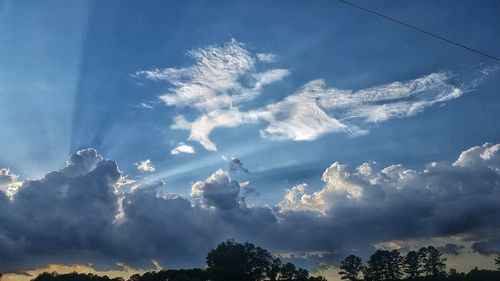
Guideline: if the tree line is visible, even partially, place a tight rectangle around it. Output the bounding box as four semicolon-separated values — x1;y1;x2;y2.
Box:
339;247;500;281
17;241;500;281
29;240;326;281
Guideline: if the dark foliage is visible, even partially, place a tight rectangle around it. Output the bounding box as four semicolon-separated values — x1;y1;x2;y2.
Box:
27;240;326;281
22;242;500;281
205;239;326;281
363;250;404;281
31;272;124;281
495;254;500;270
339;255;363;281
339;248;500;281
127;269;207;281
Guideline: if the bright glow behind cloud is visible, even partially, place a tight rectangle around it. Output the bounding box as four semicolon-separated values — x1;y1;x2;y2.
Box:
135;159;155;172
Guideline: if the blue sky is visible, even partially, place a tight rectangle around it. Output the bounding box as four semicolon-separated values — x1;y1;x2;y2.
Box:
1;0;500;278
1;0;499;204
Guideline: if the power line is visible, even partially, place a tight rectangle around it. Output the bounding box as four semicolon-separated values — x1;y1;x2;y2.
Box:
335;0;500;62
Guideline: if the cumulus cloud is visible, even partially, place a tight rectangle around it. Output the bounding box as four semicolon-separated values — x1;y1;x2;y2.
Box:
1;143;499;272
136;40;496;151
135;159;155;172
274;142;500;257
0;148;120;271
170;143;196;155
454;142;500;169
191;169;241;209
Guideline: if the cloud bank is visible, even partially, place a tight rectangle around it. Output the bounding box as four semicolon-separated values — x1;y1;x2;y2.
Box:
136;40;496;151
0;143;499;272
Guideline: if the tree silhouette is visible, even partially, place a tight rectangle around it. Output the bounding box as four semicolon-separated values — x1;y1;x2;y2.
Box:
363;250;403;281
495;254;500;270
126;269;207;281
447;268;466;281
206;240;326;281
420;246;446;278
338;247;500;281
32;272;124;281
279;262;308;281
267;258;282;281
206;239;273;281
24;241;500;281
339;255;363;281
404;251;423;279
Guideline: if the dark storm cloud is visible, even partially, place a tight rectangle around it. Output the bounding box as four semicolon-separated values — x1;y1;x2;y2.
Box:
472;238;500;255
0;143;499;272
0;149;120;271
228;158;249;176
438;244;464;256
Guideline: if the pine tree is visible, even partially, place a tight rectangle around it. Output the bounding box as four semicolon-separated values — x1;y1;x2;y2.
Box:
420;246;446;277
404;250;423;279
339;255;364;281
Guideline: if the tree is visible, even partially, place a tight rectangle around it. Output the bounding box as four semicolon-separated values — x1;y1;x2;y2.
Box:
32;272;124;281
420;246;446;278
339;255;363;281
278;262;310;281
448;268;466;281
364;250;403;281
267;258;283;281
206;239;273;281
387;250;404;281
404;250;422;279
206;240;325;281
495;254;500;270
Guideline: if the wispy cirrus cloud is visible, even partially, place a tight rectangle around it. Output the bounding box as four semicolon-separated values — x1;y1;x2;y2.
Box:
136;39;289;151
136;40;497;151
256;53;277;63
136;39;289;113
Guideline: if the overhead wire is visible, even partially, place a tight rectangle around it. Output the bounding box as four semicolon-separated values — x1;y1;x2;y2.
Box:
335;0;500;62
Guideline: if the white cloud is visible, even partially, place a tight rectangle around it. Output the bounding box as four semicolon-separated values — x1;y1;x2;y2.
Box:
138;102;153;109
135;159;155;172
136;39;264;112
191;169;241;209
170;143;195;155
137;40;290;151
278;142;500;216
137;40;496;151
257;53;277;62
454;142;500;169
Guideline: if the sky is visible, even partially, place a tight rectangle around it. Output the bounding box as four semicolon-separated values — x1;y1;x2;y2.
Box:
0;0;500;280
